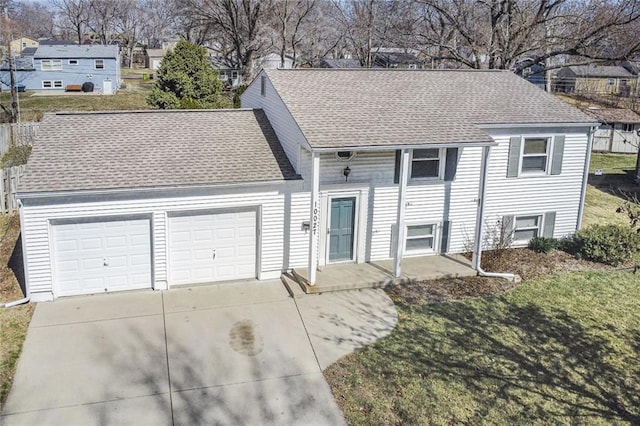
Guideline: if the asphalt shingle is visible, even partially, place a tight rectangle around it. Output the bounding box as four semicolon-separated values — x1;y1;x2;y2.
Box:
34;44;119;59
264;69;596;149
19;109;299;193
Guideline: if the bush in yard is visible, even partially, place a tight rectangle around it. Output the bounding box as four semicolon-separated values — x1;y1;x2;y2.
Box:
146;40;223;110
233;85;247;108
1;144;32;167
528;237;559;254
562;224;640;266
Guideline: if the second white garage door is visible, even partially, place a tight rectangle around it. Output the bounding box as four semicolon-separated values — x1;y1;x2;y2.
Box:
168;210;257;285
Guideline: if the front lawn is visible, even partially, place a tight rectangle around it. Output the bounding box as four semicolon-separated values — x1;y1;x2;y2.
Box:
325;270;640;425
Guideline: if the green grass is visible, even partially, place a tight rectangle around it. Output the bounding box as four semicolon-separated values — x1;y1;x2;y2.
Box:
583;153;638;229
1;89;235;122
589;153;637;175
326;270;640;425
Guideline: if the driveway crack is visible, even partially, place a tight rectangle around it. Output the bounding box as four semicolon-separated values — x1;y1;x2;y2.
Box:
161;291;175;425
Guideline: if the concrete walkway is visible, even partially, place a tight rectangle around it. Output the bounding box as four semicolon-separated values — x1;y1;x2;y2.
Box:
1;280;397;425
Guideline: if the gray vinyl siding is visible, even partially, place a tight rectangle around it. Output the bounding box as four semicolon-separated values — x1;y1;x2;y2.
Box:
21;188;289;300
241;70;309;171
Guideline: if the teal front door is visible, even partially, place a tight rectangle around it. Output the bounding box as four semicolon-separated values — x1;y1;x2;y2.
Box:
329;197;356;262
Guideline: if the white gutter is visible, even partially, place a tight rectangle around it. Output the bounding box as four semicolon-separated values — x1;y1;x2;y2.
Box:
17;178;303;200
472;146;516;281
576;126;596;230
311;141;498;153
4;200;30;308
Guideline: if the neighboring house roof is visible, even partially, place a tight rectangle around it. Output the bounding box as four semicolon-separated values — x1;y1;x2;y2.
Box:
0;57;35;71
21;47;37;56
34;44;119;59
146;48;166;58
320;58;362;68
584;107;640;124
372;51;421;66
20;110;299;193
563;65;634;78
263;69;595;149
39;39;78;46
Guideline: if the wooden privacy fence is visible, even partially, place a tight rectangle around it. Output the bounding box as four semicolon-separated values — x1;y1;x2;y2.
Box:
0;165;26;214
0;123;39;157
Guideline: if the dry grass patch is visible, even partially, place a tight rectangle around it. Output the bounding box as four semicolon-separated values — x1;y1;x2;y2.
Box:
0;214;34;410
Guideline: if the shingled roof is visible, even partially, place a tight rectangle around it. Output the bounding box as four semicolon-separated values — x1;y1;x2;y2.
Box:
19;109;299;194
583;107;640;124
263;69;596;149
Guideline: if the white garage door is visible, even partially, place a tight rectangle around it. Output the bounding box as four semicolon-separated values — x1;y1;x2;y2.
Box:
169;210;257;285
53;218;152;297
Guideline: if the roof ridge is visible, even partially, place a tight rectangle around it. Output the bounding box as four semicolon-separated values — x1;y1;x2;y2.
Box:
49;108;257;116
268;68;508;73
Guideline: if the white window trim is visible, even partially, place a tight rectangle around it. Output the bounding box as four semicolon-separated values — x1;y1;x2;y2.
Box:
41;59;62;71
513;214;542;244
42;80;63;89
404;222;438;255
519;135;553;176
94;59;105;70
409;148;445;181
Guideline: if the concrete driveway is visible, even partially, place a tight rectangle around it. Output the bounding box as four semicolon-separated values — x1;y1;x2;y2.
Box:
1;280;397;425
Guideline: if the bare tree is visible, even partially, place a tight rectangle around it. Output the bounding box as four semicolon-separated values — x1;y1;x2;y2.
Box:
115;0;145;67
52;0;91;44
87;0;119;44
179;0;271;82
271;0;316;67
408;0;640;71
332;0;398;67
10;2;57;39
140;0;174;48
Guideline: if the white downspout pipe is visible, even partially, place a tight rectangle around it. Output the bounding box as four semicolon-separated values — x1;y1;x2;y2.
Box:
473;145;516;281
4;199;31;308
576;126;596;231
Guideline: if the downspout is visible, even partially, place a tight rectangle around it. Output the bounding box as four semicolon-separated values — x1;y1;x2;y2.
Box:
472;145;516;281
4;199;30;308
576;126;596;230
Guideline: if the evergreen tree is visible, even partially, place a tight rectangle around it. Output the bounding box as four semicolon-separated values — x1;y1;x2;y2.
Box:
146;40;223;109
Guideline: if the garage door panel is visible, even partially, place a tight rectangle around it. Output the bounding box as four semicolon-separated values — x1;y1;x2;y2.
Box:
53;218;152;297
169;210;257;285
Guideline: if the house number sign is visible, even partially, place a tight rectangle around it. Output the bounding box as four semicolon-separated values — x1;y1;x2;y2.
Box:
312;201;319;235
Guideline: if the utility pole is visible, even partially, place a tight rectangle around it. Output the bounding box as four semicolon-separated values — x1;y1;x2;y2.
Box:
3;5;18;126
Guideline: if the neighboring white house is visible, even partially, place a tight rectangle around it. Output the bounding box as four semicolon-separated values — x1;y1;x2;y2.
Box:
145;49;167;71
584;107;640;154
254;53;294;71
17;69;597;301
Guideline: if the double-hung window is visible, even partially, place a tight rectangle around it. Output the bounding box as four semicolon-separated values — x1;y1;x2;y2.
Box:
405;224;436;253
42;80;63;89
41;59;62;71
521;137;550;173
513;215;541;242
410;148;442;179
95;59;105;69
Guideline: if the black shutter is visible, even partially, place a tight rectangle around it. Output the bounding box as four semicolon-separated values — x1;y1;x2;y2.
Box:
440;221;451;253
394;150;401;184
444;148;459;181
507;137;521;177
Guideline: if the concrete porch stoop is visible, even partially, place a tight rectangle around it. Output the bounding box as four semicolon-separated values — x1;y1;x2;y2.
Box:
282;254;477;295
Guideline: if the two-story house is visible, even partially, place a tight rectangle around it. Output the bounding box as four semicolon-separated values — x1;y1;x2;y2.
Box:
16;69;596;301
0;44;120;94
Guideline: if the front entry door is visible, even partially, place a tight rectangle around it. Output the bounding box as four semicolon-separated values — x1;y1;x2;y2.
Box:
329;197;356;262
